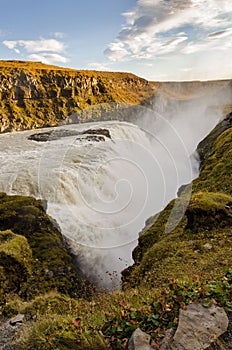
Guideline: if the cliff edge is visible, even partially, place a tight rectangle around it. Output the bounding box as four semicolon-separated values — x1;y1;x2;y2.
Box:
0;60;157;132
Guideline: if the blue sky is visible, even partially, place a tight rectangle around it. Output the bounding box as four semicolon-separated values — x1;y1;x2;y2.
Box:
1;0;232;81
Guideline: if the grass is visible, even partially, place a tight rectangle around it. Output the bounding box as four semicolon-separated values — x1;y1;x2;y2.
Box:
6;269;231;349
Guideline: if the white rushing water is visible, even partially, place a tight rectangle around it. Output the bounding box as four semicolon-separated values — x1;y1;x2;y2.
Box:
0;85;230;289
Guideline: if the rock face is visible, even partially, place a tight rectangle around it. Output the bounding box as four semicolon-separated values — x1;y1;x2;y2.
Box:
208;312;232;350
0;60;157;133
1;61;231;134
160;329;175;350
28;127;111;142
171;303;229;350
128;328;152;350
0;317;24;350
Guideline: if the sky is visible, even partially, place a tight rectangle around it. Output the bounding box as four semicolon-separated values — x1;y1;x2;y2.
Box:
0;0;232;81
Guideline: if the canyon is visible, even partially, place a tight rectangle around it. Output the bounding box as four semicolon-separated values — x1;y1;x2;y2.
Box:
0;61;231;349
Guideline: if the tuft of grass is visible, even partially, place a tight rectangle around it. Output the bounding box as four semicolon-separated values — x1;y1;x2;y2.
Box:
0;230;32;303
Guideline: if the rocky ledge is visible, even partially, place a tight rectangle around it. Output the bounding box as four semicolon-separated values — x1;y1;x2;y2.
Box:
27;127;111;142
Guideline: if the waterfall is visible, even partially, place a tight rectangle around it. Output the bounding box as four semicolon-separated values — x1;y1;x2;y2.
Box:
0;82;230;289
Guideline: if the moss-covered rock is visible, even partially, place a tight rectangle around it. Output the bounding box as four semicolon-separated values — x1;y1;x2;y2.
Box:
0;193;92;304
186;191;232;232
197;111;232;168
0;230;32;304
2;291;78;319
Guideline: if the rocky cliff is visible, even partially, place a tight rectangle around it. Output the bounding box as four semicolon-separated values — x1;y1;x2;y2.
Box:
1;60;231;134
0;60;157;132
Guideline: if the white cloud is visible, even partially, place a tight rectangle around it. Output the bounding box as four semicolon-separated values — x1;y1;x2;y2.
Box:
105;0;232;62
53;32;65;39
104;42;129;61
207;27;232;39
3;37;68;65
28;53;68;64
182;26;232;54
3;38;65;53
3;40;17;50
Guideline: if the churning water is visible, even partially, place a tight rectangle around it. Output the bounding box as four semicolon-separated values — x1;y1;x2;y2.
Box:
0;85;230;288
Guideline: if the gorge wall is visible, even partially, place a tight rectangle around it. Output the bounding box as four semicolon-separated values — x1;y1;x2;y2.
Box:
0;60;157;132
1;60;231;134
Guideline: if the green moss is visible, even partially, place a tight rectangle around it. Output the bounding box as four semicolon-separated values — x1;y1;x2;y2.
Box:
189;191;232;211
0;230;32;303
0;230;32;268
0;193;93;303
185;191;232;232
194;127;232;194
2;291;79;320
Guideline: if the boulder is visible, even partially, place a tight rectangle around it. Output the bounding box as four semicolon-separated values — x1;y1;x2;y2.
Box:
171;303;229;350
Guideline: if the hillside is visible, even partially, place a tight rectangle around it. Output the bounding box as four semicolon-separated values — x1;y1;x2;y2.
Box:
0;60;157;132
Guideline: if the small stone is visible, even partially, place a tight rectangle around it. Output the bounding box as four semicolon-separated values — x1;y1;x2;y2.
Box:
128;328;152;350
44;269;54;277
9;314;25;326
203;243;212;250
